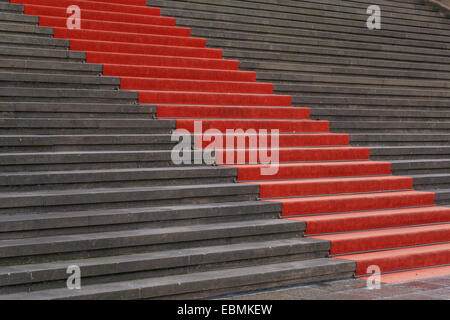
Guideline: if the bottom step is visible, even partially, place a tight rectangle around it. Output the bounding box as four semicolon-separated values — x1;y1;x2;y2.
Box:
337;243;450;276
0;258;355;300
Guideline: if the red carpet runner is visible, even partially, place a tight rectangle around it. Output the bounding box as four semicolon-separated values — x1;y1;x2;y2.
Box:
13;0;450;282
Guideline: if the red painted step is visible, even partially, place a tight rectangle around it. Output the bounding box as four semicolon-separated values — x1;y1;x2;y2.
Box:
81;0;146;6
140;91;292;106
189;133;348;148
177;119;328;132
85;52;237;70
246;176;413;198
121;78;273;94
70;40;222;59
295;206;450;235
158;105;309;119
22;5;175;26
53;28;206;48
12;0;160;15
337;243;450;276
39;16;191;37
103;65;252;81
228;161;391;181
367;265;450;284
270;191;436;217
313;224;450;255
212;147;370;164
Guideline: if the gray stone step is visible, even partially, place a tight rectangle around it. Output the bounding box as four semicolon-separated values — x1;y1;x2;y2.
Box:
0;45;85;62
0;12;37;26
311;108;450;122
0;166;238;191
0;134;180;153
412;173;450;189
0;72;120;89
434;188;450;204
0;201;282;239
330;121;450;133
0;87;139;104
0;34;69;49
0;59;102;75
0;183;260;214
350;134;450;146
0;2;23;14
0;258;355;300
0;22;52;37
0;118;175;134
370;146;450;160
277;84;450;99
0;219;302;264
391;159;450;175
0;237;329;294
0;103;156;119
0;149;187;172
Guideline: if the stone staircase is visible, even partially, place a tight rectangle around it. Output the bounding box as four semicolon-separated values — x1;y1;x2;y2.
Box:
0;0;449;300
153;0;450;205
0;0;356;299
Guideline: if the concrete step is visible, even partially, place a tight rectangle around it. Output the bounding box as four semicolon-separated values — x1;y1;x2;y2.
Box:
350;134;450;146
370;146;450;160
0;183;260;214
0;201;282;239
412;173;450;189
434;189;450;204
311;108;450;122
0;87;139;104
0;237;329;294
0;166;238;191
391;159;450;175
330;121;450;133
0;103;156;119
0;219;303;264
0;72;120;89
0;33;69;49
0;11;38;25
0;59;103;75
0;134;181;152
0;258;355;299
0;118;175;134
0;45;85;62
0;21;52;37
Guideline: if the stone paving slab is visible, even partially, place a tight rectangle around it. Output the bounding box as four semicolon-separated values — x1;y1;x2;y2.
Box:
222;275;450;300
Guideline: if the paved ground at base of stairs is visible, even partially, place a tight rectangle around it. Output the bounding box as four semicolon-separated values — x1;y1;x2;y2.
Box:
219;276;450;300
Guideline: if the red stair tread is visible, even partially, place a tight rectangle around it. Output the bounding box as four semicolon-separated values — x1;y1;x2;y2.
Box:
103;65;253;81
176;119;328;132
12;0;160;15
246;176;413;198
363;265;450;284
141;91;292;106
22;4;175;26
158;105;309;119
312;223;450;255
295;206;450;235
70;40;222;59
86;52;237;70
39;16;191;37
121;78;274;94
337;243;450;275
228;161;392;181
270;191;436;217
54;28;206;48
212;147;370;164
